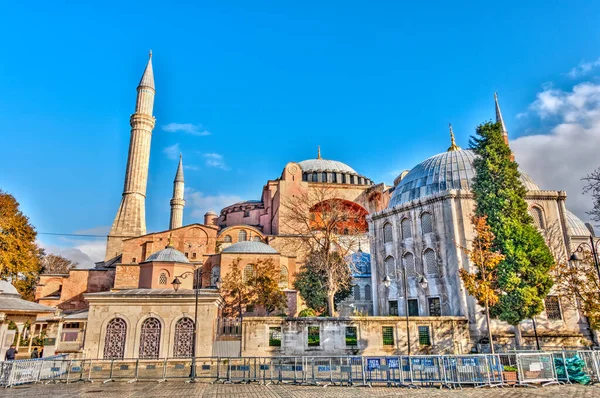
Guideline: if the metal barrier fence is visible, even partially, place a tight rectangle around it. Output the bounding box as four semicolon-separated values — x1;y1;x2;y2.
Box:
1;351;599;388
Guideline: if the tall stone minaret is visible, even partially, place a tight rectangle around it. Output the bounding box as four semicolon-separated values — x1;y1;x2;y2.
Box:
494;92;514;161
169;154;185;229
105;52;156;260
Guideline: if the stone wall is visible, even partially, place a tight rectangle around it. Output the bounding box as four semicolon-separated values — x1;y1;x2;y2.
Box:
241;316;470;357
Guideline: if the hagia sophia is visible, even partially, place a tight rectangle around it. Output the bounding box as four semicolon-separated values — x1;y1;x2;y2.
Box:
21;53;597;360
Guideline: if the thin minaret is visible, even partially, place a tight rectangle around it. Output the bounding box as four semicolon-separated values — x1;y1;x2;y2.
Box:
105;51;156;260
169;154;185;229
494;92;514;161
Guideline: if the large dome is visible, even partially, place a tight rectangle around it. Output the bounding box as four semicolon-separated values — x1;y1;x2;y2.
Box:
565;209;593;237
389;149;541;208
144;246;190;263
297;157;374;186
222;241;279;254
298;159;357;174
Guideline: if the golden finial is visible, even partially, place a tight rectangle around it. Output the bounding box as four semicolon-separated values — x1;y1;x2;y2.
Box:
447;123;461;152
317;146;322;159
166;232;173;248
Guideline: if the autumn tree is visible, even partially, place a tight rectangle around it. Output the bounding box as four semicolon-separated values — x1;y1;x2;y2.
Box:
281;186;366;316
221;257;287;317
0;190;44;300
41;254;78;274
459;215;505;353
470;122;555;346
583;167;600;226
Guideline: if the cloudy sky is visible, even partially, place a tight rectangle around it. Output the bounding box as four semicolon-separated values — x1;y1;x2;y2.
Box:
1;1;599;267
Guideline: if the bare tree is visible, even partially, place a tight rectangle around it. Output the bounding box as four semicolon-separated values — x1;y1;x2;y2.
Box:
583;168;600;226
281;185;367;316
41;254;77;275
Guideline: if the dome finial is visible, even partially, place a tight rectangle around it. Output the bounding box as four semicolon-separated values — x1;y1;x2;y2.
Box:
317;146;322;159
166;232;173;248
447;123;461;152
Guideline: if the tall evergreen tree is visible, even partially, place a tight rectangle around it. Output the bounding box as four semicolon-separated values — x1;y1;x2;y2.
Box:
470;122;554;346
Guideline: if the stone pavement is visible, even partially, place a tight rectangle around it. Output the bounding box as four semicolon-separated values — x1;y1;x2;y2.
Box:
1;382;599;397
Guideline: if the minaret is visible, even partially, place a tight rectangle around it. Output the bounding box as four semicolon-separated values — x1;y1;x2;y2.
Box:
494;92;514;160
169;154;185;230
105;51;156;260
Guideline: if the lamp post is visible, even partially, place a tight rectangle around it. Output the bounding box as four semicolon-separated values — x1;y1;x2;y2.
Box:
172;265;202;382
569;236;600;284
383;271;428;355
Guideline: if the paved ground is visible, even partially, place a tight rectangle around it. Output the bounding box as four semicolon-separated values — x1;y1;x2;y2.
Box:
1;382;599;397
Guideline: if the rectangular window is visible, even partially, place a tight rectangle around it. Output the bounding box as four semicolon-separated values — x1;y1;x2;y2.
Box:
307;326;320;347
545;296;562;320
389;300;399;316
345;326;358;346
408;299;419;316
269;327;282;347
428;297;441;316
132;257;137;263
418;326;431;346
382;326;394;346
192;252;197;259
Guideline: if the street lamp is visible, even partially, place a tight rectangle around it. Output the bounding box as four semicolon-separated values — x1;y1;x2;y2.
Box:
172;266;203;382
569;236;600;284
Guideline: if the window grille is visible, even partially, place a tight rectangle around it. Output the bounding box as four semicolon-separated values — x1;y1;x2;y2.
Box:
364;285;372;301
531;206;545;230
159;273;167;285
103;318;126;359
385;256;396;280
269;327;282;347
353;285;361;300
345;326;357;346
545;296;562;320
173;318;194;358
307;326;320;346
389;300;399;315
382;326;394;346
223;235;232;243
428;297;441;316
139;317;161;359
238;230;247;242
403;253;416;278
401;218;412;239
383;223;393;243
418;326;431;346
421;212;433;234
279;266;289;289
408;299;419;316
423;249;438;276
242;265;255;284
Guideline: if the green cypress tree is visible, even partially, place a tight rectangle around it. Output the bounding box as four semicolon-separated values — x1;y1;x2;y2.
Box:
470;122;554;346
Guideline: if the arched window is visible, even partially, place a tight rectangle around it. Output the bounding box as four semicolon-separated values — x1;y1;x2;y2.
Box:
384;256;396;280
173;317;194;358
383;223;393;243
253;236;262;242
531;206;545;230
159;272;167;285
279;266;289;289
103;318;127;359
243;265;255;284
238;230;247;242
403;252;416;278
353;285;361;301
364;285;372;301
223;235;232;243
421;212;433;234
139;317;161;359
401;218;412;239
423;248;438;276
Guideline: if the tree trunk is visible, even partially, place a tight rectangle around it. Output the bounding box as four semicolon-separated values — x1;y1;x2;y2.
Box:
513;323;522;348
327;293;336;317
485;300;495;354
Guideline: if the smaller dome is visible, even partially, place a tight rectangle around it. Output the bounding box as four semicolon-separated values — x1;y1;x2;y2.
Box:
565;210;592;237
144;246;190;263
205;210;217;216
222;241;279;254
0;280;20;297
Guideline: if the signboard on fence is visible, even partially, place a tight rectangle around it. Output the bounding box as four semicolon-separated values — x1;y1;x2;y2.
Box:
367;359;380;371
386;358;399;369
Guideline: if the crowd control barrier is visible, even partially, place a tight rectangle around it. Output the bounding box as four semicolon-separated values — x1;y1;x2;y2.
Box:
1;351;599;388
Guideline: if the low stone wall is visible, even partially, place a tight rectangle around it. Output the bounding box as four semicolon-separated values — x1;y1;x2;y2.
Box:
242;316;470;356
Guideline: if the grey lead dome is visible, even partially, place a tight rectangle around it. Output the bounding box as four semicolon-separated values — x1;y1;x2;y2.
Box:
298;158;358;174
144;246;190;263
222;241;279;254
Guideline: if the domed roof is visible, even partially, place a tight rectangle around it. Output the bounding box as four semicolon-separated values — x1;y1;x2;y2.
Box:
144;246;190;263
389;149;541;207
0;280;20;296
222;241;279;254
298;159;358;175
565;209;593;237
205;210;217;216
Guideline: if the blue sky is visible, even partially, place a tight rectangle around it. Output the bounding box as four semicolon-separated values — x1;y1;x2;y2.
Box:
2;1;600;266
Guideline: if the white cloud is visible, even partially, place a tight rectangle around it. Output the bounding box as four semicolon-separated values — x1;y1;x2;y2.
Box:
163;143;180;160
74;226;111;235
39;238;106;269
162;123;211;136
512;82;600;226
567;57;600;78
183;165;200;171
202;153;229;170
185;188;241;220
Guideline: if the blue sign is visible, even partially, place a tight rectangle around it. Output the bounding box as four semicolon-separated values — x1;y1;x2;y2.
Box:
318;366;330;372
386;358;399;369
367;359;380;371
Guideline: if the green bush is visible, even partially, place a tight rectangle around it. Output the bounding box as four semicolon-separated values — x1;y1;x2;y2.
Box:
503;365;517;372
298;308;317;317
